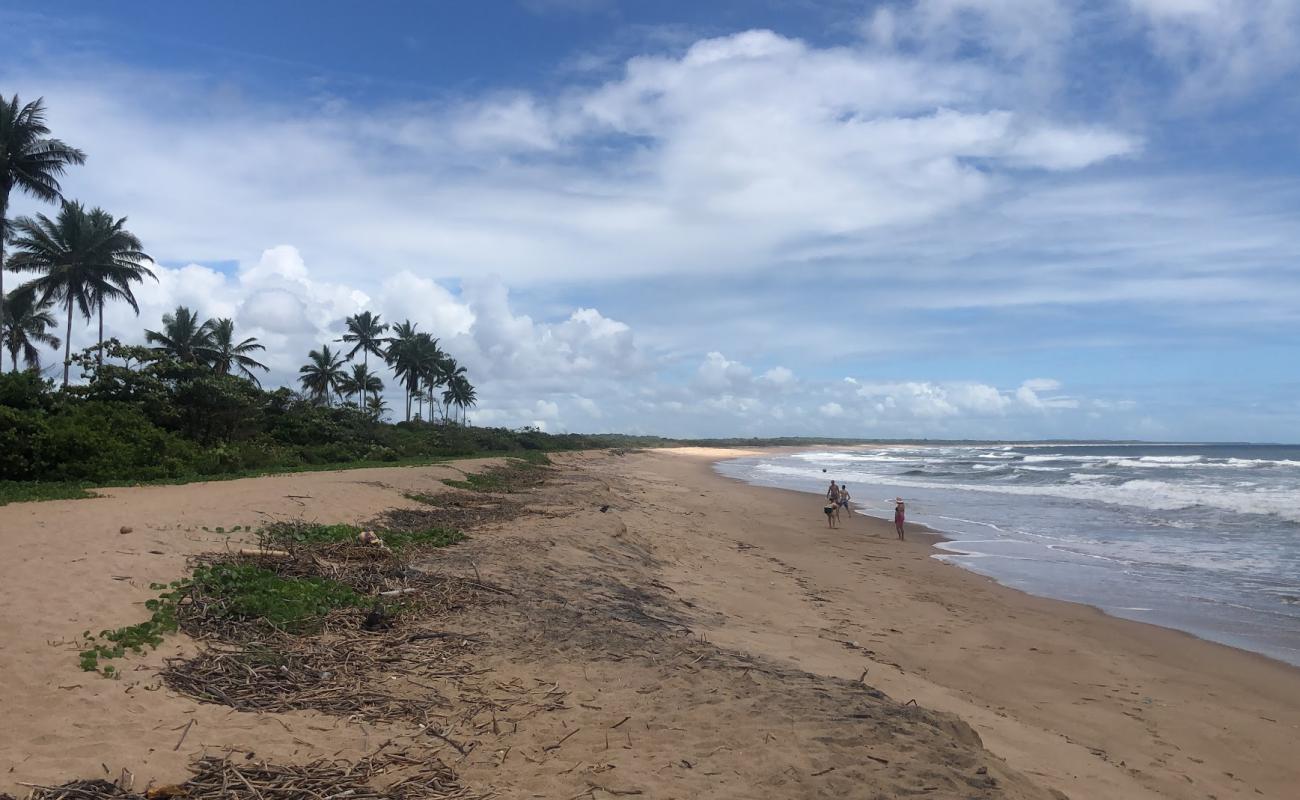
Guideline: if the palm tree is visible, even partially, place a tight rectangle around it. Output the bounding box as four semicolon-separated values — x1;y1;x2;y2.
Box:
339;362;383;407
365;393;389;421
209;318;268;383
7;201;147;386
339;311;388;370
384;320;423;421
442;373;477;424
83;207;153;368
0;95;86;349
144;305;216;365
299;344;347;406
434;357;466;421
1;285;60;372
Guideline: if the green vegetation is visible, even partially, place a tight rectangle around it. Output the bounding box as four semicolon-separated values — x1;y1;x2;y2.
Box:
0;480;94;505
261;520;464;553
79;578;187;676
442;455;550;493
443;472;514;493
79;514;470;675
190;563;364;631
79;563;364;675
0;352;658;504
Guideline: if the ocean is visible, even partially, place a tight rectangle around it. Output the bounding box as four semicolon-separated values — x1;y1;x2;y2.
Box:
715;443;1300;667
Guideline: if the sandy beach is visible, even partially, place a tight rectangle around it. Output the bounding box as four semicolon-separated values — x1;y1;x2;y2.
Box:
1;448;1297;799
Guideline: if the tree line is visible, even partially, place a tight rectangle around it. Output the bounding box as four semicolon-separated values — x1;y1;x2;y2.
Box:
1;93;475;422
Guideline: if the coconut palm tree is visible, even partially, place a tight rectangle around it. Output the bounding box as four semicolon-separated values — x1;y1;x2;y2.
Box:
299;344;347;406
442;373;477;424
83;207;153;368
209;318;268;383
144;305;217;365
421;354;449;420
7;201;147;386
0;285;60;373
0;95;86;348
365;393;389;421
339;362;383;407
385;320;424;421
339;311;388;370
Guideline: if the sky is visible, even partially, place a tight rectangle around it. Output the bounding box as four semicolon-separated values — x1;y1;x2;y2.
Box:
2;0;1298;441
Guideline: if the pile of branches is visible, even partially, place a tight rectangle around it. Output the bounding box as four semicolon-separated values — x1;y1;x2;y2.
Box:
173;550;500;643
383;496;526;533
16;752;479;800
160;632;475;723
158;521;532;737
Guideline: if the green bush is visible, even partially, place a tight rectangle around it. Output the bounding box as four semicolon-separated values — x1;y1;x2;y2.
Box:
0;406;49;479
0;370;54;411
0;346;683;492
36;402;200;482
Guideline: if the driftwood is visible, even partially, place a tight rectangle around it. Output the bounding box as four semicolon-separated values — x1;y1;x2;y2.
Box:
235;548;290;558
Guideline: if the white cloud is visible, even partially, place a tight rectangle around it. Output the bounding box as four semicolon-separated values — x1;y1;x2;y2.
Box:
3;25;1137;294
1021;378;1062;392
695;351;752;394
819;402;845;417
1128;0;1300;98
758;366;795;388
1016;378;1079;410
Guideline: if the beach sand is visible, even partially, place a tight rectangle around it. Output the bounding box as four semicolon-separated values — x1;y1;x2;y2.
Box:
1;448;1296;798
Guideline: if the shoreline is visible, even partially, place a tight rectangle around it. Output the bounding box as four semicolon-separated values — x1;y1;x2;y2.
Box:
712;453;1300;674
658;447;1298;798
711;449;1300;671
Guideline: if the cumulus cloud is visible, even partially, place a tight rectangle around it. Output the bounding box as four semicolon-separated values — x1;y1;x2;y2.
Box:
695;351;753;394
76;246;656;431
819;402;845;418
758;366;795;388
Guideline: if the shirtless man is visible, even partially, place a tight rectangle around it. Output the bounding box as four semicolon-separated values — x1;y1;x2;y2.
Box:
826;481;841;524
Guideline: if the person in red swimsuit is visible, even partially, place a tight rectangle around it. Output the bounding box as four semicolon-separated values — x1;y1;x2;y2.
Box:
894;498;906;540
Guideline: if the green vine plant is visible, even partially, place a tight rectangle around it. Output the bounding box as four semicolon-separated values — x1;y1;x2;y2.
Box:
78;579;189;677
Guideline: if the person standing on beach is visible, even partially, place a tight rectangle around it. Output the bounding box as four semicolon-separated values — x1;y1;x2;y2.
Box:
894;498;906;540
826;480;841;524
839;484;852;519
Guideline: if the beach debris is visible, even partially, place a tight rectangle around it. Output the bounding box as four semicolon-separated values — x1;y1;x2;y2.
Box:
172;719;195;751
119;526;133;535
18;752;478;800
358;529;386;548
362;602;392;631
235;547;290;558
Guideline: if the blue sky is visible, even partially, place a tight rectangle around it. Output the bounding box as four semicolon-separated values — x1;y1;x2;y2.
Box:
2;0;1298;440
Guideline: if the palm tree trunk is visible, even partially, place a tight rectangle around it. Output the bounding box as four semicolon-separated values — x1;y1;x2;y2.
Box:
63;299;74;387
0;192;7;350
97;303;104;370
